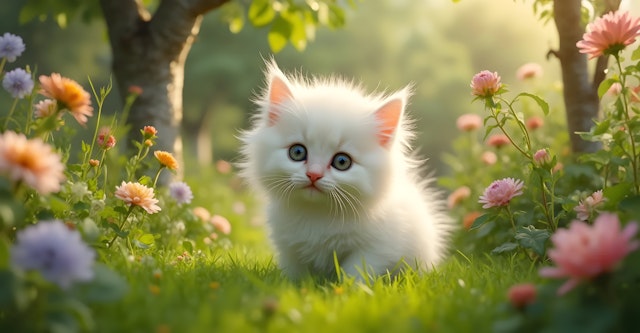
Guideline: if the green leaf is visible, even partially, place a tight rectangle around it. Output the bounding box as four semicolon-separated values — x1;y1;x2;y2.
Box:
134;233;155;249
598;78;618;99
268;16;291;53
602;183;632;209
516;92;549;116
514;226;550;256
619;195;640;217
327;4;346;29
284;10;307;51
632;45;640;61
469;214;491;230
491;242;518;254
183;240;194;254
248;0;276;27
0;269;15;306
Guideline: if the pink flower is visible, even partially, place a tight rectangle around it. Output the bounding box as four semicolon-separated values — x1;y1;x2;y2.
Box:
507;283;537;309
606;82;623;96
539;213;639;295
533;148;551;166
97;127;116;150
479;178;524;209
447;186;472;209
525;116;544;130
470;70;502;98
456;114;482;132
481;151;497;165
516;63;543;81
33;99;58;119
487;134;510;148
114;181;161;214
574;190;606;221
576;11;640;59
210;215;231;235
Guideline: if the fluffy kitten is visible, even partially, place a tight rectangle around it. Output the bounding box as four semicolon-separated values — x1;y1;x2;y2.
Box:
240;61;452;280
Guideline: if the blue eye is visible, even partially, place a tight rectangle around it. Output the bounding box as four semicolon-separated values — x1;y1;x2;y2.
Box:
288;144;307;162
331;153;352;171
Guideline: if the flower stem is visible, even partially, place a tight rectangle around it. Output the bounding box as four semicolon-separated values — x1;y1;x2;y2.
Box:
152;167;165;188
506;205;516;232
490;110;531;159
615;55;639;195
107;205;135;248
2;98;19;130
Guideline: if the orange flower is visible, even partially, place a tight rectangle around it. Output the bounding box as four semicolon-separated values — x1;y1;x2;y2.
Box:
39;73;93;125
447;186;471;209
114;181;161;214
154;151;178;170
462;211;482;230
143;126;157;138
0;131;65;194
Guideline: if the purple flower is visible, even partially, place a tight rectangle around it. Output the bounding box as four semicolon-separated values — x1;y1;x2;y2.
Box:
10;220;95;289
3;68;33;99
479;178;524;209
169;181;193;205
0;33;25;62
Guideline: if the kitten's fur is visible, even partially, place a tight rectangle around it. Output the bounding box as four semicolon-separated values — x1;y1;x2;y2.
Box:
240;61;452;280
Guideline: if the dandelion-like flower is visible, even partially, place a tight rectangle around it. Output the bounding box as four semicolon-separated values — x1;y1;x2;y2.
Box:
456;114;482;132
539;213;639;295
169;181;193;205
0;32;25;62
577;11;640;59
2;68;33;99
0;131;65;194
516;63;543;81
470;70;502;98
11;220;95;289
114;181;161;214
479;178;524;209
39;73;93;125
574;189;606;221
154;151;178;170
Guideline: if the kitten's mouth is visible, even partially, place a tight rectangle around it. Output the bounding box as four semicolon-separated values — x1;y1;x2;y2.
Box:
304;184;323;193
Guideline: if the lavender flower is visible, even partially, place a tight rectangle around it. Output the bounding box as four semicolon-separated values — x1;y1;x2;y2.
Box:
0;33;25;62
2;68;33;99
169;181;194;204
10;220;95;289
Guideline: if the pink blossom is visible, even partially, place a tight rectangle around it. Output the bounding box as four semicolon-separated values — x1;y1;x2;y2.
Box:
487;134;510;148
456;114;482;132
210;215;231;235
481;151;497;165
574;190;606;221
470;70;502;98
526;116;544;130
507;283;537;309
533;148;551;166
539;213;639;295
516;63;543;81
576;11;640;59
447;186;471;209
478;178;524;209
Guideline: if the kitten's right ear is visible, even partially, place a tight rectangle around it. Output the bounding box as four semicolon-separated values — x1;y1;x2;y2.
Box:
267;73;293;126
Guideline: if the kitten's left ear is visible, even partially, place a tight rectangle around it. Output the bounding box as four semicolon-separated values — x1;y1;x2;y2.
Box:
266;65;293;126
375;94;405;147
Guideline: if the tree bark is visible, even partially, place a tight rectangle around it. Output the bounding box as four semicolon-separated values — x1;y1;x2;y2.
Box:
552;0;602;153
99;0;230;180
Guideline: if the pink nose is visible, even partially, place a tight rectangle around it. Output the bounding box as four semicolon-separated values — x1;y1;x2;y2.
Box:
306;171;323;183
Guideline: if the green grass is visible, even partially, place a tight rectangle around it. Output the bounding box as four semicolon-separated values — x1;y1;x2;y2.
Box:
69;164;541;333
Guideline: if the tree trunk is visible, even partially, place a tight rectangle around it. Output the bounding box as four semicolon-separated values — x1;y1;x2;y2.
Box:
552;0;602;153
99;0;230;181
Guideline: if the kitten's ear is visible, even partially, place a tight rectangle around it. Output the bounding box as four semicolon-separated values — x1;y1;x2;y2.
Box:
267;72;293;126
375;96;404;147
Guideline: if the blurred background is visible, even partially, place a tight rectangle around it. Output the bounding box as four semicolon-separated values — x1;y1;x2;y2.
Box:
1;0;639;176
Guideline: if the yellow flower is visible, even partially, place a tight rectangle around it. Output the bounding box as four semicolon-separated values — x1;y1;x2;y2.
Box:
114;181;161;214
39;73;93;125
0;131;65;194
154;151;178;170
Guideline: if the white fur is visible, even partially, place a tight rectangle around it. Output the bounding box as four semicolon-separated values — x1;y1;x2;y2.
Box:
239;61;453;280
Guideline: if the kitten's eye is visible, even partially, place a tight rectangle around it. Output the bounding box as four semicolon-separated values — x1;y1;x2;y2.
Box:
288;144;307;162
331;153;352;171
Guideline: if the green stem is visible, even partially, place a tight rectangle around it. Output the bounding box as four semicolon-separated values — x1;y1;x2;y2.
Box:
2;98;19;130
152;167;165;188
505;205;516;232
107;205;135;248
490;110;532;159
615;55;639;195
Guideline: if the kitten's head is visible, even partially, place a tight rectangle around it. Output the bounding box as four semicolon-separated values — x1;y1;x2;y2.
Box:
240;61;411;216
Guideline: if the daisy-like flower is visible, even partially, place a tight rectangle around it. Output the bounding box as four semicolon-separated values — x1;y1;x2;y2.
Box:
577;11;640;59
540;213;639;295
574;189;606;221
0;131;65;194
2;68;33;99
0;32;25;62
114;181;161;214
470;70;502;98
168;181;193;205
516;62;543;81
154;151;178;170
456;114;482;132
11;220;95;289
33;99;59;118
39;73;93;125
479;178;524;209
487;134;510;148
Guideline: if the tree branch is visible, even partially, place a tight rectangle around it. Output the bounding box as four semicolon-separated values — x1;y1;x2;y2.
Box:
99;0;150;40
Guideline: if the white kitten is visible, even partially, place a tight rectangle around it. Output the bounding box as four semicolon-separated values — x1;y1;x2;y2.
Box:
239;61;453;280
